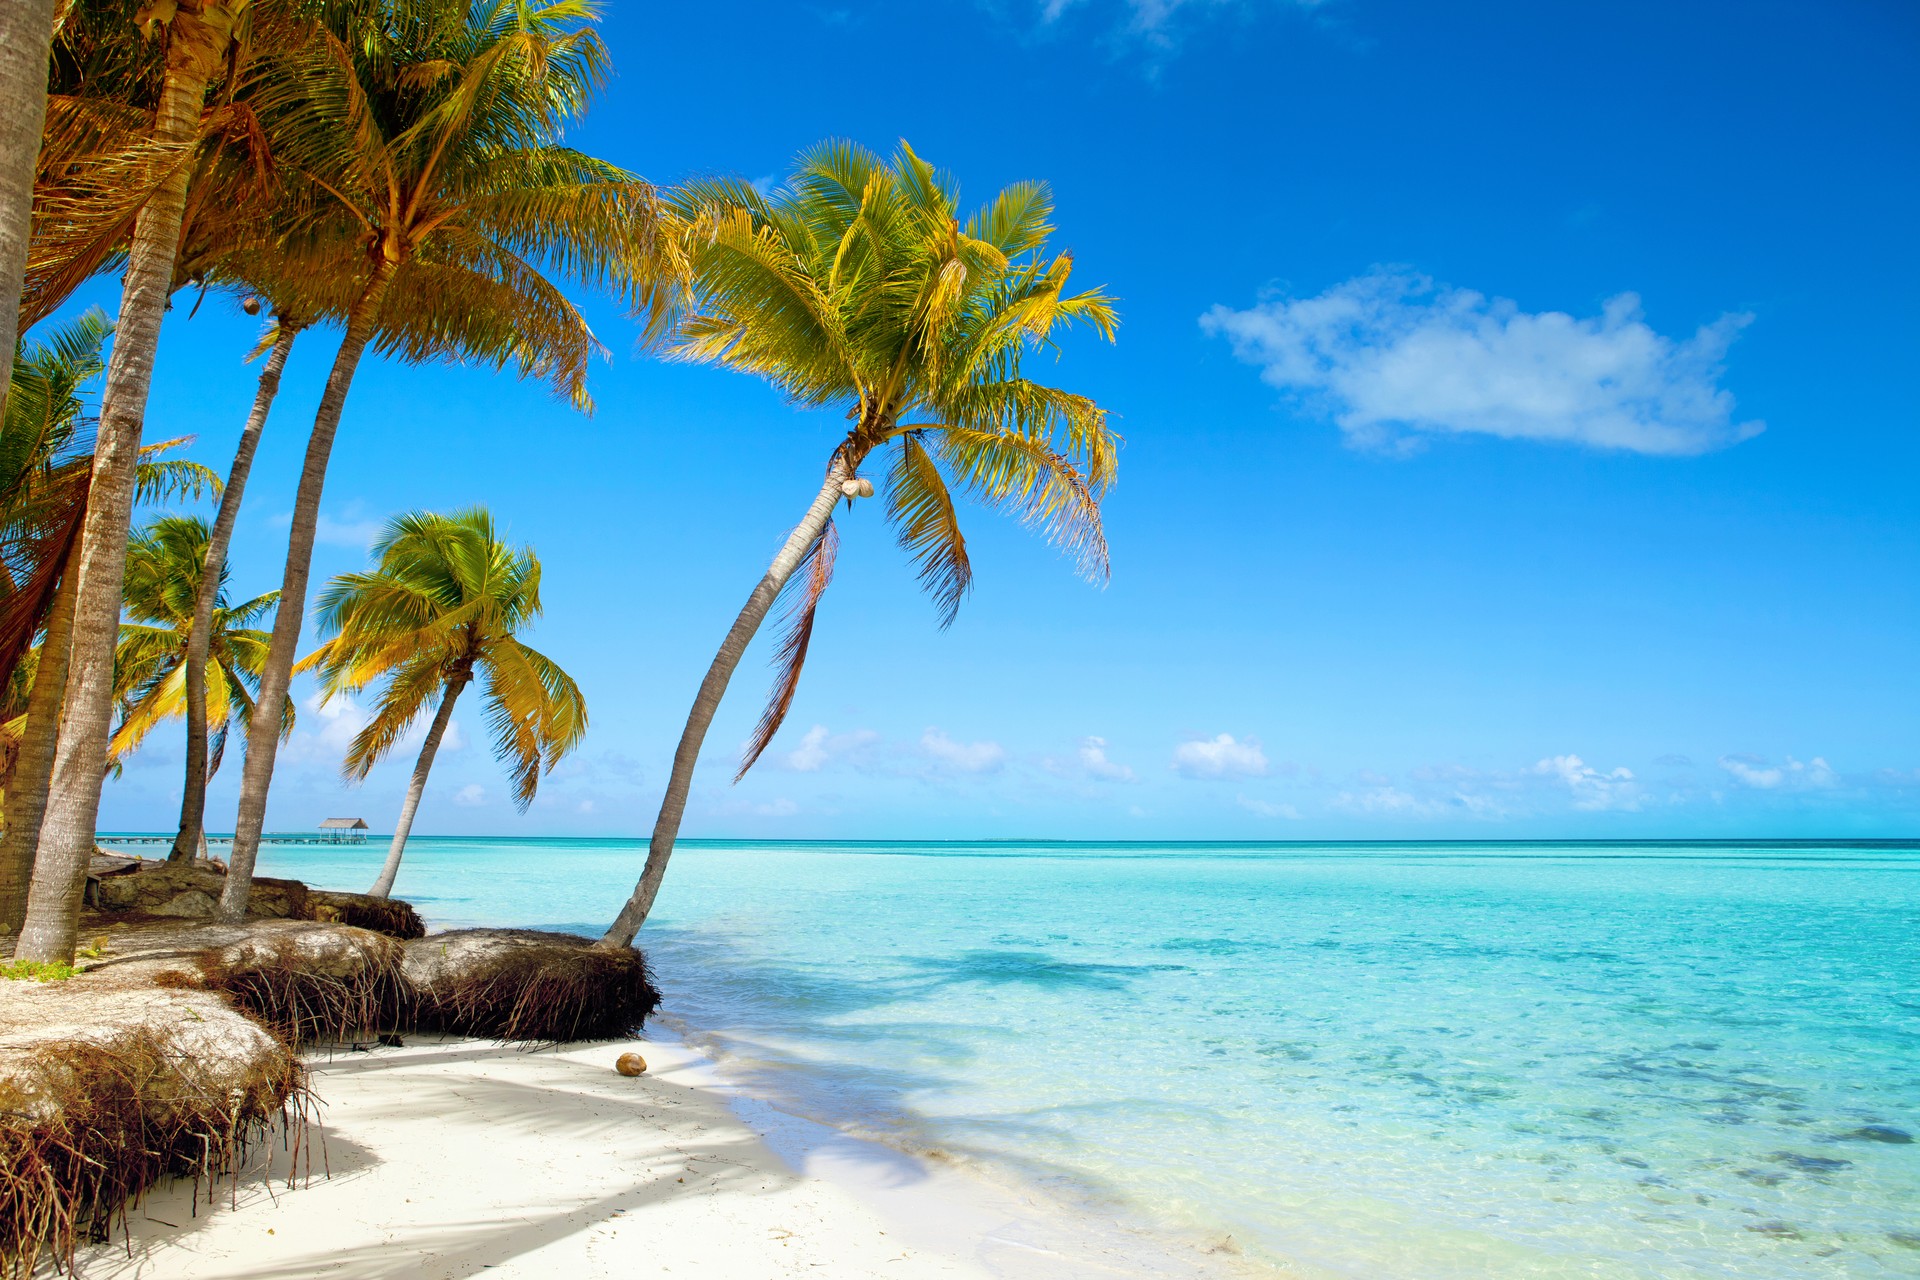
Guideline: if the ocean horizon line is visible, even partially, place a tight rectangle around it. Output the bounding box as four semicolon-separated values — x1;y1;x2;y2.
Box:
97;831;1920;849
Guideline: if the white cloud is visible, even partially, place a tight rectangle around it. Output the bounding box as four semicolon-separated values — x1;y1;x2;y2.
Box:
785;724;832;772
1719;754;1839;791
453;783;486;807
1330;785;1425;815
920;728;1007;775
1171;733;1269;779
1203;269;1762;455
1236;794;1300;819
267;501;382;550
576;799;595;814
778;724;880;773
1075;736;1136;782
279;690;368;762
1531;754;1640;811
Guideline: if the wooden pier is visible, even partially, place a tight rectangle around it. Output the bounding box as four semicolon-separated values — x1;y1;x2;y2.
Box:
100;833;374;846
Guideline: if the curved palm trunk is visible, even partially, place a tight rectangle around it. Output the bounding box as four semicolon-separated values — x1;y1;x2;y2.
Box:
169;321;301;862
14;35;221;964
219;264;395;921
368;670;469;900
599;454;850;949
0;0;59;427
0;537;82;935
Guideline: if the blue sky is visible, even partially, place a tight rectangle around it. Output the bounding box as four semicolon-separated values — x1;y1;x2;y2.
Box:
71;0;1919;839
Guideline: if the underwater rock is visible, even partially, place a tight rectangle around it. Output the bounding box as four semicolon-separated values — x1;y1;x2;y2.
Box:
1767;1151;1852;1173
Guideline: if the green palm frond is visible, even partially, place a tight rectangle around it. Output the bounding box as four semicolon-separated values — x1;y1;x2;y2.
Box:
666;140;1121;777
98;514;283;769
885;435;970;626
308;506;583;803
342;652;444;781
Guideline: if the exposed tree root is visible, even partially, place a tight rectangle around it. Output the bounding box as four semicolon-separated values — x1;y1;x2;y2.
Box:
0;910;660;1271
190;923;411;1047
0;1009;306;1276
305;890;426;940
405;929;661;1044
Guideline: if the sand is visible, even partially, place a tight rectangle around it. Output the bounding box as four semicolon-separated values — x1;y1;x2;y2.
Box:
76;1032;1243;1280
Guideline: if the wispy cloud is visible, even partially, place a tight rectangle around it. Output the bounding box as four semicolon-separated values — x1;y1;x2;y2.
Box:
267;499;383;550
781;724;880;773
1329;784;1429;815
766;724;1005;780
1041;0;1326;40
453;783;486;807
1532;754;1640;811
1236;793;1300;819
1052;736;1136;786
920;728;1008;775
1203;269;1762;455
280;690;374;766
1719;754;1838;791
1171;733;1269;779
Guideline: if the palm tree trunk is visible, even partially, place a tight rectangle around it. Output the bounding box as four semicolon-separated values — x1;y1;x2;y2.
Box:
368;670;469;900
219;263;396;921
14;39;219;965
0;0;59;427
0;537;81;936
599;453;851;949
168;320;301;862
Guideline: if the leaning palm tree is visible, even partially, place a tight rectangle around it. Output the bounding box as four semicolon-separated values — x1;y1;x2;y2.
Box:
27;3;330;867
297;508;585;899
597;141;1119;948
163;308;303;861
0;318;216;934
213;0;674;924
0;0;60;423
106;514;286;786
13;0;266;964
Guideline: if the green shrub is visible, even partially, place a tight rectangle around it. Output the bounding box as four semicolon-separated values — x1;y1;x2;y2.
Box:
0;959;77;982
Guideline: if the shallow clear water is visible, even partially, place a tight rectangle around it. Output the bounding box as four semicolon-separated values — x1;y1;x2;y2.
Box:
135;836;1920;1279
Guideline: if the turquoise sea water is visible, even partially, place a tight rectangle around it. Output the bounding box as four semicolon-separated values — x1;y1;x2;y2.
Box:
123;836;1920;1278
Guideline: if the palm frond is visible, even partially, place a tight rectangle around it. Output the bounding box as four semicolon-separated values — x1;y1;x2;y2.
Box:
883;435;971;625
736;519;837;781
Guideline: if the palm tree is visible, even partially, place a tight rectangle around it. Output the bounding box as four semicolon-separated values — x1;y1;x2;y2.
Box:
0;316;217;934
165;312;303;861
0;0;60;425
597;142;1120;948
26;3;333;866
13;0;261;964
107;514;287;791
297;508;584;899
214;0;673;923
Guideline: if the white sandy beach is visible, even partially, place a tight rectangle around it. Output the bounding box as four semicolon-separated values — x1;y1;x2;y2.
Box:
78;1032;1251;1280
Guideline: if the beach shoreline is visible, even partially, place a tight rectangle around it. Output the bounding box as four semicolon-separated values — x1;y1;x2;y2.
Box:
651;1011;1272;1280
75;1025;1262;1280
